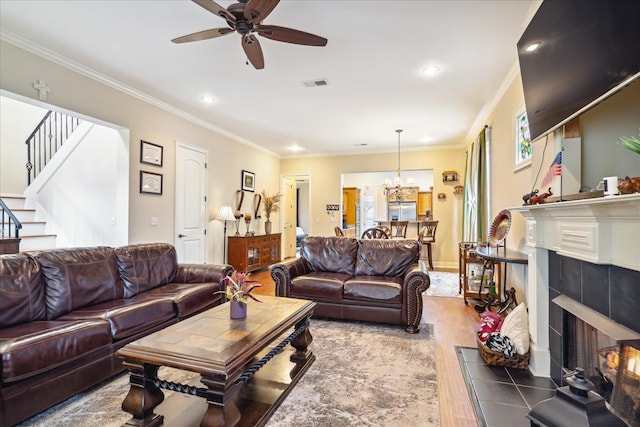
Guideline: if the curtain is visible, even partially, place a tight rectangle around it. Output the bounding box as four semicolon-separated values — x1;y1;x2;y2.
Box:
463;126;490;242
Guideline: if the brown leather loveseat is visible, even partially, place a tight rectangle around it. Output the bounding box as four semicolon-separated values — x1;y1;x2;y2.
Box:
0;242;231;426
270;236;430;333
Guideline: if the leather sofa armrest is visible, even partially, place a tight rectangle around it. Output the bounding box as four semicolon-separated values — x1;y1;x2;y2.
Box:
270;258;309;297
173;263;233;285
402;262;431;333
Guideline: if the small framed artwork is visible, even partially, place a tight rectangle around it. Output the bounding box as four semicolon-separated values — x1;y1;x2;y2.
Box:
513;107;532;171
241;170;255;192
140;140;163;167
140;171;163;195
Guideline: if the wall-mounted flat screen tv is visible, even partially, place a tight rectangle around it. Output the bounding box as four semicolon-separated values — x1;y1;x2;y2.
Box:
517;0;640;142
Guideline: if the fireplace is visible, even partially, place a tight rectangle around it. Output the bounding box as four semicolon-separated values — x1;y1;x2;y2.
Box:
548;251;640;425
511;194;640;420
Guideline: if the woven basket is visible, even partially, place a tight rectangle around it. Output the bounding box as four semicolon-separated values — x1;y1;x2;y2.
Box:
476;336;530;369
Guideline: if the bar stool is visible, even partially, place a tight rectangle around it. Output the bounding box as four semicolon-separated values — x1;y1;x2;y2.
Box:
418;220;438;269
390;221;409;238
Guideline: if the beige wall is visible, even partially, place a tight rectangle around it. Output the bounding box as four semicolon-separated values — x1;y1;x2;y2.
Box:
281;148;467;269
0;41;281;264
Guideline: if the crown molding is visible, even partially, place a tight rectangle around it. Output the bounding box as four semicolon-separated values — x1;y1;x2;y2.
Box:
0;29;279;158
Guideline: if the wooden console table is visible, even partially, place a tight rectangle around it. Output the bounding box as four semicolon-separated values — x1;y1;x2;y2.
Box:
228;234;281;272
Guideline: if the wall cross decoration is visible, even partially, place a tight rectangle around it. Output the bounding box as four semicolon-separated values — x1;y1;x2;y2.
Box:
33;80;50;101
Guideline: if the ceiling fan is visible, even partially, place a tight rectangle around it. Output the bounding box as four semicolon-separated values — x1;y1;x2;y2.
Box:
172;0;328;69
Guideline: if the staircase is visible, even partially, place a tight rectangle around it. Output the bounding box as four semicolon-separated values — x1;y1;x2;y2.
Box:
0;195;56;252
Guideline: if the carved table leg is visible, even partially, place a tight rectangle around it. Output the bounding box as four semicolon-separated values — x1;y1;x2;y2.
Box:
289;317;314;379
199;376;241;427
121;361;164;427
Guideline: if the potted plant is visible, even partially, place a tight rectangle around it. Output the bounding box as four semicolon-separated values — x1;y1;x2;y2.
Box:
261;190;282;235
219;269;262;319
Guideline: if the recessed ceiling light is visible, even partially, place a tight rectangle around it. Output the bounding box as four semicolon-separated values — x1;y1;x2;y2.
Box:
200;95;214;103
288;145;304;152
422;66;440;76
525;42;541;52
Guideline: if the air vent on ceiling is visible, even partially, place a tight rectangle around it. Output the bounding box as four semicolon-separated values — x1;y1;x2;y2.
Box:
302;79;330;87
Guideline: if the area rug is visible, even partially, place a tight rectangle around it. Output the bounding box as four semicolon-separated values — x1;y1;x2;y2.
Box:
425;271;461;298
19;319;439;427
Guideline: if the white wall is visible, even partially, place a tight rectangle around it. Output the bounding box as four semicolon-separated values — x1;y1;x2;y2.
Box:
0;96;48;193
1;40;281;264
26;123;128;247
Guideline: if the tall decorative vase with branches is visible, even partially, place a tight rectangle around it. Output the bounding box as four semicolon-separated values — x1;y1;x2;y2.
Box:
261;190;281;235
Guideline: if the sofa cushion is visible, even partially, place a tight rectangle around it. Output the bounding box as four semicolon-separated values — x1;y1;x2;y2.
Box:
344;276;403;303
0;254;47;327
34;247;124;320
135;282;222;319
355;239;420;277
291;272;351;299
0;319;112;382
300;236;358;275
115;243;178;298
57;298;176;340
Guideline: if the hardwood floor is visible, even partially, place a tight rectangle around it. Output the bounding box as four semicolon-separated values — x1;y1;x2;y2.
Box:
250;267;481;427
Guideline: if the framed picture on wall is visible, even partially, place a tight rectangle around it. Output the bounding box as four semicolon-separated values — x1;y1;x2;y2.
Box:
140;171;163;195
513;107;532;171
140;140;163;167
241;170;255;192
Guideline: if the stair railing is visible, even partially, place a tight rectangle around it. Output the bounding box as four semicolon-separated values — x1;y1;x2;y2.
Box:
25;110;82;185
0;199;22;239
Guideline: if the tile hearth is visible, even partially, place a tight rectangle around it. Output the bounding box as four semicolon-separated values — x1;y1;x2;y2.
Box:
457;347;557;427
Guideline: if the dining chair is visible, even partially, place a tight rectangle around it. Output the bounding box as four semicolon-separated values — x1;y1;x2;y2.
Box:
390;221;409;238
334;226;345;237
376;225;391;238
361;227;389;239
417;220;439;269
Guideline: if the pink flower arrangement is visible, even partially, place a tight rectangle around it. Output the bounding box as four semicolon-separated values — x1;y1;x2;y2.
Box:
219;269;262;304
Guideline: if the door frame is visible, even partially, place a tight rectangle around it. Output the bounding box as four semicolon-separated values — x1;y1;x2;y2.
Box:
281;173;311;256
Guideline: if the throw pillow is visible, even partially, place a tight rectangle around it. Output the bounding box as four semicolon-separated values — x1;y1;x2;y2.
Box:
486;332;517;357
500;302;529;355
478;311;504;343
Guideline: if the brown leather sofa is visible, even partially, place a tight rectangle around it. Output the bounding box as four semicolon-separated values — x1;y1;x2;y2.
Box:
270;236;430;333
0;243;231;426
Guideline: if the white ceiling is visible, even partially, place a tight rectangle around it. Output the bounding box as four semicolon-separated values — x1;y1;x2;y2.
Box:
0;0;537;158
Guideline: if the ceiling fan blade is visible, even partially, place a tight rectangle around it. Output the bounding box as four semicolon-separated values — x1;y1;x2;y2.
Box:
242;34;265;69
192;0;235;23
257;25;327;46
171;28;233;44
244;0;279;23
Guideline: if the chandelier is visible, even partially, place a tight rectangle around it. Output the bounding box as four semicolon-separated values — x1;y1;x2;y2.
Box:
384;129;415;201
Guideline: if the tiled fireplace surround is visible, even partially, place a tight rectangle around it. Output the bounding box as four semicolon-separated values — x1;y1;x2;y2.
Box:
513;193;640;380
547;251;640;385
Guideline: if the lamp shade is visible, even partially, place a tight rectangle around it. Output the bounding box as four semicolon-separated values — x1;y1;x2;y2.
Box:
216;206;236;222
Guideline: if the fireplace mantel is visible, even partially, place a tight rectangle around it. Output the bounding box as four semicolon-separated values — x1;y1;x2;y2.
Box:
508;193;640;377
512;193;640;271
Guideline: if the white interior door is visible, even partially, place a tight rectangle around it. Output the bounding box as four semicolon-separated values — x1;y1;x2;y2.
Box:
175;143;207;263
281;176;297;259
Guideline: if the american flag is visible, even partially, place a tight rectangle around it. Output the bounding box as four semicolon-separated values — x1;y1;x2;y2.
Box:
541;151;563;187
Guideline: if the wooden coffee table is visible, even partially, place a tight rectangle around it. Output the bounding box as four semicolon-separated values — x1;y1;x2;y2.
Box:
117;296;316;427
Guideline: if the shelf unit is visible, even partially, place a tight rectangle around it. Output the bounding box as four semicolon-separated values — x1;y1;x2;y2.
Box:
228;233;281;272
459;242;500;306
